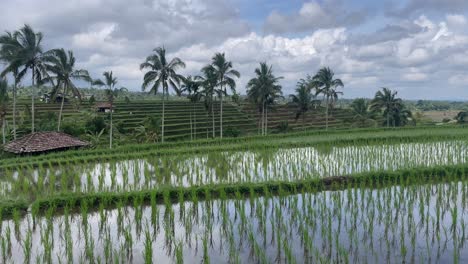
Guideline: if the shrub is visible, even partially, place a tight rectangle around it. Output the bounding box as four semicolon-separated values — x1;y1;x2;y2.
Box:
62;121;85;136
37;112;58;131
456;111;468;123
224;127;241;138
85;116;106;134
277;121;290;133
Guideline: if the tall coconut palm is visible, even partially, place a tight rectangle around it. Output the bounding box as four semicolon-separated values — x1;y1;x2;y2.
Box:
181;76;202;140
246;62;283;135
0;78;8;144
9;25;46;133
0;31;22;139
290;83;315;130
208;53;240;138
140;47;185;143
370;87;403;127
312;67;344;130
197;65;218;138
94;71;120;148
43;48;91;131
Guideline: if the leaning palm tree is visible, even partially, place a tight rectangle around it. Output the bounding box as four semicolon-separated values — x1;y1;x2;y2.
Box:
209;53;240;139
290;83;315;130
9;25;47;133
246;62;283;135
0;78;8;144
140;47;185;143
370;87;403;127
43;48;91;131
0;31;22;139
312;67;344;130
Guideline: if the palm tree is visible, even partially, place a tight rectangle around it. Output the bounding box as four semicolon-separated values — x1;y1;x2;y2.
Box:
0;78;8;144
350;98;376;127
197;65;218;138
290;83;315;130
7;25;47;133
370;87;403;127
94;71;126;148
43;48;91;131
246;62;283;135
140;47;185;143
181;76;202;140
209;53;240;138
0;31;22;139
312;67;344;130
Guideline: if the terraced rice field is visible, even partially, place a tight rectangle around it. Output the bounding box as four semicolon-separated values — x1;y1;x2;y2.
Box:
0;126;467;263
3;99;363;141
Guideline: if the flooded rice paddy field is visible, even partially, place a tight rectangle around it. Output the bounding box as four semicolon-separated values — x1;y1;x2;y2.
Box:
1;180;467;263
1;140;467;200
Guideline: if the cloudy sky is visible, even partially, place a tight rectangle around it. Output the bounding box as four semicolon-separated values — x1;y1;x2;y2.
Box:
1;0;468;100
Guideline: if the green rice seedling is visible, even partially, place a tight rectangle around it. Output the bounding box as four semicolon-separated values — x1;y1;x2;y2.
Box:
64;206;73;263
84;227;95;263
1;225;11;263
175;240;184;264
22;226;33;264
123;225;133;260
143;227;153;264
202;234;210;264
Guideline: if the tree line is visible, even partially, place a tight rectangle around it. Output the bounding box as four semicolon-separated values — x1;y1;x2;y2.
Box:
0;24;412;147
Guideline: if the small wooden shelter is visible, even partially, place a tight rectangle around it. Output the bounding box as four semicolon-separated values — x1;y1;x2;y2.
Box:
95;102;113;113
3;132;90;154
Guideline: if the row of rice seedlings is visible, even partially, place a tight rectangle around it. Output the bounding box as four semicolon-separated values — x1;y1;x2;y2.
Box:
3;125;468;172
0;172;466;263
1;140;467;201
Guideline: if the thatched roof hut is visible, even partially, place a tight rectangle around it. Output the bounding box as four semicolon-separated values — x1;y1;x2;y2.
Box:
3;132;90;154
95;102;113;112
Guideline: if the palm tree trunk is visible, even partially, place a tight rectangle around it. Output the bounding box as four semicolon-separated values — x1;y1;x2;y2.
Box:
31;68;35;133
161;86;166;143
303;113;305;131
265;105;268;135
325;96;329;131
220;87;223;139
12;78;17;139
261;103;265;136
190;104;193;141
110;102;113;149
386;111;390;128
257;107;261;135
212;96;215;138
193;102;197;140
57;84;66;131
2;118;5;145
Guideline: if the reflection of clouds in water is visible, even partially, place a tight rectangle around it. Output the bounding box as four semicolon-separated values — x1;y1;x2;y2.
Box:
1;181;465;263
2;141;467;197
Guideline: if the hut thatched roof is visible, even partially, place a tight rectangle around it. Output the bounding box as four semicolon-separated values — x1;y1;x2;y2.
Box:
95;102;112;109
3;132;90;154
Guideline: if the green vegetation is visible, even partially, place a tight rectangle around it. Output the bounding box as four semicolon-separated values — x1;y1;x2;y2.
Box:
246;62;283;135
0;24;428;148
